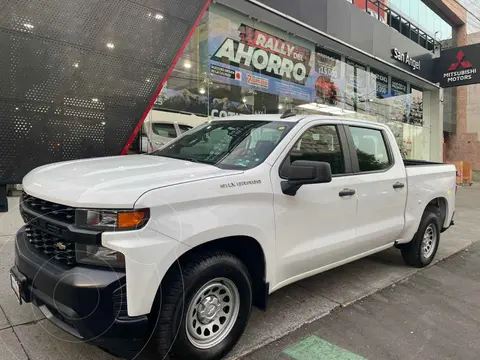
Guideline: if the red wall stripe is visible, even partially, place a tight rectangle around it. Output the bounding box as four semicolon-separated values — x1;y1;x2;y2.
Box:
121;0;213;155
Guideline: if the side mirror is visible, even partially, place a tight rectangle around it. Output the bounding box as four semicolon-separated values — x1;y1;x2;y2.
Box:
281;160;332;196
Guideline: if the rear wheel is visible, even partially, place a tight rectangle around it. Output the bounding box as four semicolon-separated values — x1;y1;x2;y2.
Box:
150;251;252;360
401;211;440;267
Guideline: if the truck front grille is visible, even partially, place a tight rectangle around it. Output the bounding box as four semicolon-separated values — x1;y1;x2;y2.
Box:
25;225;77;266
22;193;75;224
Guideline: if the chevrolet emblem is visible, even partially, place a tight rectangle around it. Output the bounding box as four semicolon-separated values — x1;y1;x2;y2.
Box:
55;242;67;251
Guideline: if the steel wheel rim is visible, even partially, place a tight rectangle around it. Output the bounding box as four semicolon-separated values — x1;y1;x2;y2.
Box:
421;223;437;259
185;277;240;349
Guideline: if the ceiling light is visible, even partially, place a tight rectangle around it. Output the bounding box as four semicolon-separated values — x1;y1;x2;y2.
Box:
106;42;115;49
146;78;151;83
242;97;247;103
92;98;99;102
101;121;106;125
199;88;206;94
155;13;164;20
278;104;283;110
184;62;192;69
23;23;34;30
73;62;79;68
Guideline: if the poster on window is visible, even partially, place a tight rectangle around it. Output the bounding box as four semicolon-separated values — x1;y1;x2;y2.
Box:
370;68;388;98
154;87;267;118
314;48;342;105
391;77;408;97
389;77;409;123
209;22;316;101
345;57;368;111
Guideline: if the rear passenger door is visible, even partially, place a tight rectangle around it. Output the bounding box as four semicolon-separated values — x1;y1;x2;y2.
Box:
345;123;407;250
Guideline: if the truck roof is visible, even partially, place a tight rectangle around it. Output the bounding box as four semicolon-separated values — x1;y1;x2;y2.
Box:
209;113;387;128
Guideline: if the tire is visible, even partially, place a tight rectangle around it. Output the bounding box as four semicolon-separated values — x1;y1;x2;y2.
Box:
401;211;440;268
150;251;252;360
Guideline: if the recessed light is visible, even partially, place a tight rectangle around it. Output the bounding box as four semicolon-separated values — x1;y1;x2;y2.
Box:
155;13;164;20
146;79;151;83
15;107;19;111
73;62;79;68
101;121;106;125
184;62;192;69
106;42;115;49
23;23;34;29
199;88;206;94
92;98;99;102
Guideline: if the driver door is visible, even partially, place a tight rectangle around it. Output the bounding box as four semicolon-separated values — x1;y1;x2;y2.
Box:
271;121;359;288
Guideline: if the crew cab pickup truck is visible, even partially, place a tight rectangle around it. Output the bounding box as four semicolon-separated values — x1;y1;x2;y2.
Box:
11;114;456;360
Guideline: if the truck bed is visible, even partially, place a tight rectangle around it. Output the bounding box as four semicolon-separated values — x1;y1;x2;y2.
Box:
401;161;456;243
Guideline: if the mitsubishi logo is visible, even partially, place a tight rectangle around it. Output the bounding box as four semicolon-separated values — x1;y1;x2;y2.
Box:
448;50;472;71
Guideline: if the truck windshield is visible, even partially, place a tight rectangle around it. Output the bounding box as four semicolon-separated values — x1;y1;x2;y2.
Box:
151;120;292;169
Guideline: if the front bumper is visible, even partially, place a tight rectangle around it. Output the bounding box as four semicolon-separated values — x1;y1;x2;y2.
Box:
12;227;149;358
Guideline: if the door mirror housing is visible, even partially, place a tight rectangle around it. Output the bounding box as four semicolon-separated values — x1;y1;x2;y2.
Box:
281;160;332;196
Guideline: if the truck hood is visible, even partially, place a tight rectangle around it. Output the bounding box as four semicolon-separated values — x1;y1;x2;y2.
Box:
23;155;242;208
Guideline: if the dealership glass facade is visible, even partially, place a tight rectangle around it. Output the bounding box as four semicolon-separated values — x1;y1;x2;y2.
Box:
389;0;452;41
146;3;433;160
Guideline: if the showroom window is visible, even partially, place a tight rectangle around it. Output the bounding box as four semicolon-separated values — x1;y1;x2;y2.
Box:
141;3;431;161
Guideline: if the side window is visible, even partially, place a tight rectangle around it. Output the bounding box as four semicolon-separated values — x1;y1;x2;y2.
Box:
350;126;391;172
282;125;345;176
152;123;177;138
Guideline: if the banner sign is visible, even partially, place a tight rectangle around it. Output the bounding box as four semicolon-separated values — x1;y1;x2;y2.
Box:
209;23;316;101
211;24;312;84
437;44;480;88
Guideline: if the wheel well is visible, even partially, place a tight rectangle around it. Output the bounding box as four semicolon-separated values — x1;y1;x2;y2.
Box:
168;236;268;310
425;197;447;227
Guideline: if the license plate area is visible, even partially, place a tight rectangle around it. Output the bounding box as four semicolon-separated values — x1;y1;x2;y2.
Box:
10;272;23;305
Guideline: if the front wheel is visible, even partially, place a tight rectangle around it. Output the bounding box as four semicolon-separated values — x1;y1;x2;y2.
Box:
401;211;440;267
150;251;252;360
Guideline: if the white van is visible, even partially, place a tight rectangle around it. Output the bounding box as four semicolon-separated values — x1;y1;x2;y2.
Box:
141;110;207;152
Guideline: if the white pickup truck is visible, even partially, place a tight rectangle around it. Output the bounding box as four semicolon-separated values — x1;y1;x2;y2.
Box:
11;114;456;360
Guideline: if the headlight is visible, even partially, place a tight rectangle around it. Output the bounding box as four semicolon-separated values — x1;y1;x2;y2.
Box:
75;209;149;230
75;244;125;268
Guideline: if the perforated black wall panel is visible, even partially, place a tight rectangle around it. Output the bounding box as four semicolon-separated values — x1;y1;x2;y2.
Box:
0;0;209;184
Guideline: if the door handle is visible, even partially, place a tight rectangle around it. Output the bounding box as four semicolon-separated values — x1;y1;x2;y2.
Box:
339;188;356;197
393;182;405;189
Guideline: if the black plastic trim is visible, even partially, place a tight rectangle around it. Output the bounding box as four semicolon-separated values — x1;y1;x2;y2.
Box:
441;211;455;233
404;159;445;166
255;281;269;311
13;228;149;358
20;201;102;245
